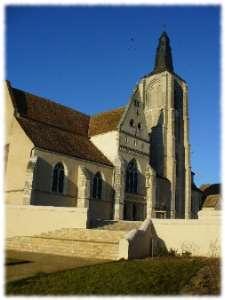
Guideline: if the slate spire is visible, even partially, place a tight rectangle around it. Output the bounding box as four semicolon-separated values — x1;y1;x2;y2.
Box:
152;31;174;74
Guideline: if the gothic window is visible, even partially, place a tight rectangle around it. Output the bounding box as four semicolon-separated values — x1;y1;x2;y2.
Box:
92;172;102;199
52;163;64;194
125;159;138;194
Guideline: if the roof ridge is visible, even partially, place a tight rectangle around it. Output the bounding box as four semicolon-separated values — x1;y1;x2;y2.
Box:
91;106;126;118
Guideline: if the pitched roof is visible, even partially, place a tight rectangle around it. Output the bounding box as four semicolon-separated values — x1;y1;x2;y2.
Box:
200;183;220;197
11;88;90;136
18;117;112;166
9;85;114;167
202;194;220;210
89;107;125;136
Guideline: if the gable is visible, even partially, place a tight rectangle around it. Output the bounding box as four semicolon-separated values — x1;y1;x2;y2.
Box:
5;81;15;143
119;87;149;141
6;82;113;167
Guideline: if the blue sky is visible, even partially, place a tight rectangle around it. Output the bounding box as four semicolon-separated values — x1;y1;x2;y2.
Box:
6;5;220;186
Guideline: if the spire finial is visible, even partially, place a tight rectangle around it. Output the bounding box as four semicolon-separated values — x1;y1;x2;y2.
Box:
152;31;174;74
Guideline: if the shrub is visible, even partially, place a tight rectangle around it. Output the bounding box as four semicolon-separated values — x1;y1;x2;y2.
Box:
181;250;192;258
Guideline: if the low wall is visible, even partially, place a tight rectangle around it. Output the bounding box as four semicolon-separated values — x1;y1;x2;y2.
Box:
151;210;221;257
118;218;152;259
6;205;88;237
119;210;221;260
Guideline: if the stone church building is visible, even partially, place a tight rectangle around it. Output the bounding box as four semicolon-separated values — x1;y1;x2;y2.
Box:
5;32;202;226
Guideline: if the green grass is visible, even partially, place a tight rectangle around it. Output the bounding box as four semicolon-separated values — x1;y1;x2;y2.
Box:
6;257;219;296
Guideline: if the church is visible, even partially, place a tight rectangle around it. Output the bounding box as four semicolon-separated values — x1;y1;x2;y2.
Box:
5;32;202;226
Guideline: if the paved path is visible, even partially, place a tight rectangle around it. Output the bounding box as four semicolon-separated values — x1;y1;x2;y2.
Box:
5;250;109;283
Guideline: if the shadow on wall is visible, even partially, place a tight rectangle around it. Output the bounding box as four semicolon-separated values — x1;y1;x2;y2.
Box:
88;172;114;223
26;157;114;222
12;89;28;116
150;222;168;257
123;164;147;221
149;111;164;176
174;80;185;218
155;175;171;218
30;157;78;207
124;220;168;260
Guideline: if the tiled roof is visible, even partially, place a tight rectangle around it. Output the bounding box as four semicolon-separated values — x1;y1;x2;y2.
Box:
11;88;90;136
200;183;220;197
199;183;221;210
89;107;125;136
9;86;114;167
17;117;113;166
202;194;220;209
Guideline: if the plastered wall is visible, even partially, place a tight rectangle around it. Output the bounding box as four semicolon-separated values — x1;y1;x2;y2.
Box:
6;205;88;237
5;81;14;144
90;131;119;164
119;212;220;259
5;118;34;205
151;212;221;257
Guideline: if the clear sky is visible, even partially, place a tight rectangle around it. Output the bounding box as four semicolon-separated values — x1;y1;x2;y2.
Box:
6;5;220;186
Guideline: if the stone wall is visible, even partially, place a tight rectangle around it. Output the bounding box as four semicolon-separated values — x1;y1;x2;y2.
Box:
6;228;125;260
6;205;88;237
31;149;114;210
136;71;192;219
191;188;202;218
89;198;113;221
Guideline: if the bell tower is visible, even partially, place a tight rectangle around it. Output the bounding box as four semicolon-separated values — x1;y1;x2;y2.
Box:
136;32;192;218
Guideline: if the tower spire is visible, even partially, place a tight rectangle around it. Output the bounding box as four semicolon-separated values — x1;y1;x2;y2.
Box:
152;31;174;74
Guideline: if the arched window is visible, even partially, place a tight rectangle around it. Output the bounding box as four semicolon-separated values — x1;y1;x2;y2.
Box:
92;172;102;199
52;163;64;194
125;159;138;194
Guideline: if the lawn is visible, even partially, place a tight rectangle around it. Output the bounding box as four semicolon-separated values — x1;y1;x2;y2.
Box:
6;256;220;296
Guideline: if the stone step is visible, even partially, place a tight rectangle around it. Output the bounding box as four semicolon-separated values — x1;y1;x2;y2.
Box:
93;220;142;231
6;221;144;260
6;235;120;260
38;228;127;243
